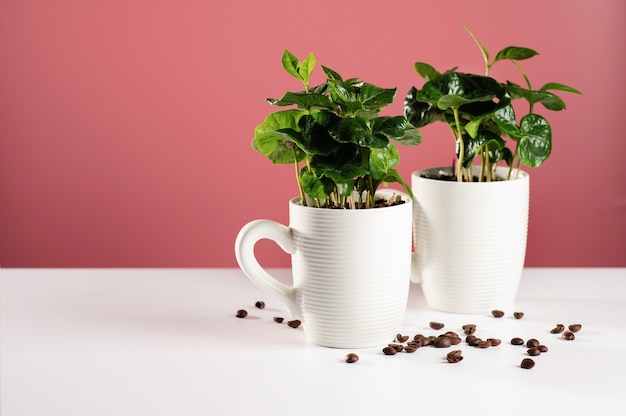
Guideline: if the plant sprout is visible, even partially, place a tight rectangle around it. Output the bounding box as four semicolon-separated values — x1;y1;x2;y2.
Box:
253;50;421;208
404;24;581;182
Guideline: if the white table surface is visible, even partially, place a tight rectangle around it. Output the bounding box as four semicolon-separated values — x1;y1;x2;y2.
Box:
1;268;625;415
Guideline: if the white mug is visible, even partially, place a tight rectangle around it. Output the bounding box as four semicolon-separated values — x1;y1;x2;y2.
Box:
235;190;412;348
411;166;530;313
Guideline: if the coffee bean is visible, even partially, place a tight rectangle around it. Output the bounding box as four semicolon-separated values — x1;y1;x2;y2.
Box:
404;345;418;353
487;338;501;347
462;324;476;335
446;350;463;363
419;336;432;347
345;353;359;363
538;345;549;353
273;316;284;323
255;301;265;309
466;335;477;344
562;331;575;340
468;337;481;347
568;324;582;333
491;310;505;318
396;333;409;343
521;358;535;369
430;321;445;330
526;338;540;348
383;346;397;355
527;347;542;356
433;336;452;348
444;331;459;338
550;324;565;334
511;337;524;345
236;309;248;318
287;319;301;328
389;343;404;352
513;312;524;319
413;333;424;341
477;340;492;349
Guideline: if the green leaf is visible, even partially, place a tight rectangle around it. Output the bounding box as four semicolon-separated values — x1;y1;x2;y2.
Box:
414;62;441;81
300;170;332;199
505;83;566;111
493;104;519;137
369;145;400;180
299;52;316;86
371;116;407;139
267;91;336;111
321;65;343;81
518;114;552;167
540;82;582;95
493;46;539;63
252;110;305;164
360;83;397;110
438;94;485;110
281;49;301;80
394;123;422;146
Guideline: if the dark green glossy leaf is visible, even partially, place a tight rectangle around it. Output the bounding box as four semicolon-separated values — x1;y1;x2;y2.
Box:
404;87;437;128
414;62;440;81
505;83;566;111
492;104;519;137
518;114;552;167
360;83;397;110
371;116;407;139
394;123;423;146
493;46;538;63
321;65;343;82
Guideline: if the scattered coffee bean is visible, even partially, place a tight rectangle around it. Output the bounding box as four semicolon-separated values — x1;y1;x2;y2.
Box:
513;312;525;319
433;336;452;348
345;353;359;363
430;321;445;330
383;346;398;355
550;324;565;334
404;344;418;353
568;324;582;333
491;310;505;318
462;324;476;335
255;301;265;309
273;316;284;324
287;319;301;328
562;331;575;340
538;345;549;353
527;347;542;356
396;333;409;343
477;340;492;349
236;309;248;318
521;358;535;369
511;337;525;345
444;331;459;338
389;343;404;352
466;335;477;344
468;337;481;347
487;338;501;347
526;338;540;348
446;350;463;363
418;336;432;347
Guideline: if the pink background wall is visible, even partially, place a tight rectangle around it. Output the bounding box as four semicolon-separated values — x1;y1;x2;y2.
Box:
1;0;624;268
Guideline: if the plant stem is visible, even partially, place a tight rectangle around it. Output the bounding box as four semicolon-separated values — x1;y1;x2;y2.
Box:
293;149;306;206
452;108;465;182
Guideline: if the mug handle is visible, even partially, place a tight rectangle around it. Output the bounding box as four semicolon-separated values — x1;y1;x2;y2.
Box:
234;219;301;318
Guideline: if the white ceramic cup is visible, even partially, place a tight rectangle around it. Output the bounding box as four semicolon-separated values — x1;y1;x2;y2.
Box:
235;190;412;348
411;166;530;314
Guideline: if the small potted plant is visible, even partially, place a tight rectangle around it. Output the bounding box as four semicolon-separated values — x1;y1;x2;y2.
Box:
235;50;421;348
404;25;580;313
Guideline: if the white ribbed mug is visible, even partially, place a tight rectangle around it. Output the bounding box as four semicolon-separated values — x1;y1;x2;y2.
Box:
235;190;412;348
411;166;529;314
